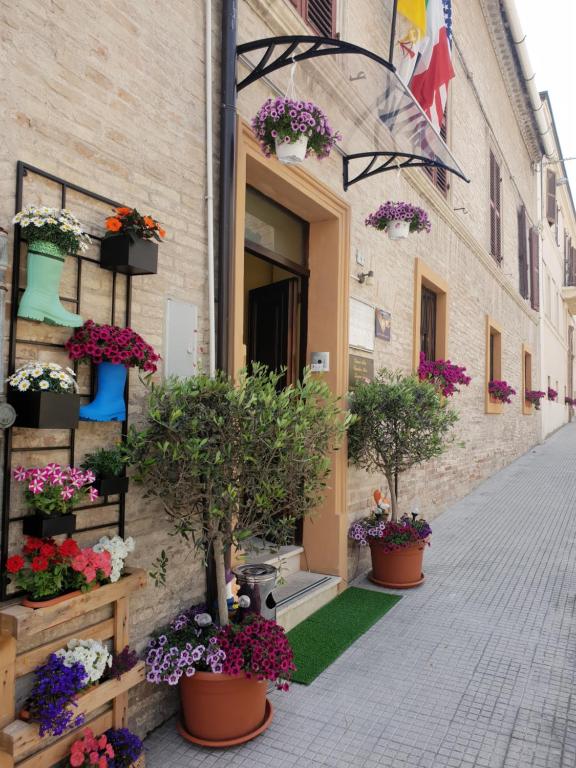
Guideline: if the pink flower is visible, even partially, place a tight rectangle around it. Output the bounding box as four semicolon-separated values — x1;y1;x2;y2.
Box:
84;567;97;583
61;486;75;501
13;466;26;481
28;478;44;494
88;487;99;502
70;752;84;767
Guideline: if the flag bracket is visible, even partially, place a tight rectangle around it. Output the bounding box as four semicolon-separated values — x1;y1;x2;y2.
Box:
343;151;469;190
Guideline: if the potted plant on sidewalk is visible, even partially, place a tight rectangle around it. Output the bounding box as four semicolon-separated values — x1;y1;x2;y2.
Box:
7;361;80;428
13;463;99;537
81;445;129;496
128;365;350;745
13;206;91;326
348;370;457;588
365;201;431;240
252;97;341;165
65;320;160;422
101;206;165;275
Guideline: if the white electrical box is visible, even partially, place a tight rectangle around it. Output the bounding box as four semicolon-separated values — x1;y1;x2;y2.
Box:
164;299;198;378
310;351;330;372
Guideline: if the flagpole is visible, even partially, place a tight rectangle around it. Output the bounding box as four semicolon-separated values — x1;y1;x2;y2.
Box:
389;0;399;66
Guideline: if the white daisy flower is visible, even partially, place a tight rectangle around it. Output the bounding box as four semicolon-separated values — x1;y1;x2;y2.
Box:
30;367;43;378
17;380;30;391
49;371;60;379
39;380;49;390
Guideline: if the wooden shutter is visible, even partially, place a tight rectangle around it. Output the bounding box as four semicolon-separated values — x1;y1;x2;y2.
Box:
489;152;502;263
420;287;437;361
517;206;529;299
290;0;336;37
529;227;540;311
546;170;556;225
571;245;576;287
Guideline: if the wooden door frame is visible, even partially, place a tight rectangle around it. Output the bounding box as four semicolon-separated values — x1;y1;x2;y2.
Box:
231;119;350;581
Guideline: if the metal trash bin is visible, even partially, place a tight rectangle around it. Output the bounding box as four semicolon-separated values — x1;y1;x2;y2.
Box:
233;564;278;620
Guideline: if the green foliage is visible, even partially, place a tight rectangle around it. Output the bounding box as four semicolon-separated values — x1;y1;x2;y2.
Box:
24;485;72;516
126;365;351;574
348;370;458;518
81;446;126;478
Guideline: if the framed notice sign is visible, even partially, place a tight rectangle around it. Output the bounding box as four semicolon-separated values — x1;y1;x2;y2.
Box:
375;308;391;341
349;298;375;351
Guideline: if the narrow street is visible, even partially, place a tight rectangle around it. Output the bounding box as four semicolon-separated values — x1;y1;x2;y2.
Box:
146;424;576;768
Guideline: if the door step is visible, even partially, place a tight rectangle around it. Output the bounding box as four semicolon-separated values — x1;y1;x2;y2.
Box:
275;571;341;631
239;540;303;577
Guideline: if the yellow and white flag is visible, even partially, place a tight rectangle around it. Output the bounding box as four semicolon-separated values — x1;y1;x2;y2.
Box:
395;0;427;85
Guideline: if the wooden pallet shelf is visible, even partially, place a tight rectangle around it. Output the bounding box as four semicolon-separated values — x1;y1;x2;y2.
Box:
0;569;147;768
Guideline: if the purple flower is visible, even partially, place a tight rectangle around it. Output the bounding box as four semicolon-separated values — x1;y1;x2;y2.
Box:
27;653;87;737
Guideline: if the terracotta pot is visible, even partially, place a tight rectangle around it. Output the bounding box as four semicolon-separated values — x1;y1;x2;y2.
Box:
177;671;273;748
22;583;100;609
369;539;427;588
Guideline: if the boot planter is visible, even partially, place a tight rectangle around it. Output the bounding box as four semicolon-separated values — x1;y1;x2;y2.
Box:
18;241;83;327
369;539;427;589
23;513;76;538
101;234;158;275
177;672;273;748
81;362;127;422
7;389;80;429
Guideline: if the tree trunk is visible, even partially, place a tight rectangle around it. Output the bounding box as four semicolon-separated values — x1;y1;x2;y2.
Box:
386;471;399;522
213;532;229;626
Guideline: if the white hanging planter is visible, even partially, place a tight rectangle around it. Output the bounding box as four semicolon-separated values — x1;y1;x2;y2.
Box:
387;220;411;240
275;135;308;165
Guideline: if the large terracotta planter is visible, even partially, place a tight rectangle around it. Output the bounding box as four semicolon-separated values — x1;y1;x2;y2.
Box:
177;671;273;748
369;539;427;589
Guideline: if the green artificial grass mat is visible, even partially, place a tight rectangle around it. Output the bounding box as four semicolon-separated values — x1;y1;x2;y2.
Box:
287;587;401;685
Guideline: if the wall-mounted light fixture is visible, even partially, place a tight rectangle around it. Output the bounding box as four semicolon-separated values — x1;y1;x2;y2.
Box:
357;270;374;285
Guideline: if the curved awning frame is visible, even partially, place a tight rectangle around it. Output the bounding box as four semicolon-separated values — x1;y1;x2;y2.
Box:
236;35;470;190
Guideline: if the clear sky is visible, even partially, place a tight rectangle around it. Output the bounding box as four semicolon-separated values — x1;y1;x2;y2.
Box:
516;1;576;194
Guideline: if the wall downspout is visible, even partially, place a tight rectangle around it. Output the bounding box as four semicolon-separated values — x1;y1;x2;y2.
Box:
216;0;238;372
205;0;216;378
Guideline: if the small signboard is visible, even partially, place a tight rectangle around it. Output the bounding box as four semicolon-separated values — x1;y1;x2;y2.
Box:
375;308;391;341
349;297;375;351
349;354;375;387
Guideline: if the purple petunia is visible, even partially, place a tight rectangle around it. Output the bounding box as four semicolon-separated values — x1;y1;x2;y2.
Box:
418;352;471;397
27;653;87;737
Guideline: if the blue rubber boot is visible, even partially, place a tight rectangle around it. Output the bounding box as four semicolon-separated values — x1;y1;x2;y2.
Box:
18;241;83;327
80;362;127;422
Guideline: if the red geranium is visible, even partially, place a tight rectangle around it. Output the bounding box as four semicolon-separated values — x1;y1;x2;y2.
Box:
31;556;49;572
23;537;43;554
59;538;81;558
65;320;160;373
6;555;24;573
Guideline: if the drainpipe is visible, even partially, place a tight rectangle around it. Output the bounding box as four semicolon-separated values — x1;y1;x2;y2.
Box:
216;0;238;372
500;0;555;160
205;0;216;378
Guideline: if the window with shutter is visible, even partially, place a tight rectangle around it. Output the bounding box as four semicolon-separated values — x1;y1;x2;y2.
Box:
425;113;449;195
420;287;437;361
489;151;502;263
517;205;529;299
529;227;540;311
546;170;556;226
288;0;336;37
571;245;576;288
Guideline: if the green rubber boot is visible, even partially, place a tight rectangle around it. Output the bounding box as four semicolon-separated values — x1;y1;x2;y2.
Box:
18;241;83;327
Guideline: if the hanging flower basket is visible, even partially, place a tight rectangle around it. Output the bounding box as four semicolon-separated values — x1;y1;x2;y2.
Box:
6;362;80;429
252;97;341;165
525;390;546;410
488;380;516;404
101;207;165;275
365;201;432;240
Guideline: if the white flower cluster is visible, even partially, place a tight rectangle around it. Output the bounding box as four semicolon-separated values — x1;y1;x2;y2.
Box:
93;535;135;583
56;638;112;684
7;361;78;393
13;206;91;252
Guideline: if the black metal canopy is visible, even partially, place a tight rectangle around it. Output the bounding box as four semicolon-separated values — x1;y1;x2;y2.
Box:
236;35;469;189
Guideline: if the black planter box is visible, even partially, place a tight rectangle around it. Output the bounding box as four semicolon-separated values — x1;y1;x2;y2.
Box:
93;475;129;496
23;513;76;537
7;390;80;429
100;235;158;275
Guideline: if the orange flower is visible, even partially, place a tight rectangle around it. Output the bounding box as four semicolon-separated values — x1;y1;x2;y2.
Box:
115;206;132;216
158;227;166;238
106;217;122;232
143;216;155;229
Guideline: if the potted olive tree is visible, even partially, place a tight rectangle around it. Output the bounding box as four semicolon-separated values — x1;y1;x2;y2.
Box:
127;365;349;745
348;370;458;588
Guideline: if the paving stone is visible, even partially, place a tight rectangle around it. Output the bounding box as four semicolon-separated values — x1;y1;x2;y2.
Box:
145;426;576;767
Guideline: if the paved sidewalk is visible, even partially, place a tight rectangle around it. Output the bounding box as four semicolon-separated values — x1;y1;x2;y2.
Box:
145;425;576;768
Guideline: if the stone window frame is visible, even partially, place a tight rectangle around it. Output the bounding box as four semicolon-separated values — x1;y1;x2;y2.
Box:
485;315;503;415
412;258;449;370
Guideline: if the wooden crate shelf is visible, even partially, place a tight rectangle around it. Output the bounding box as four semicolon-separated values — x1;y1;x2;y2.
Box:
0;569;147;768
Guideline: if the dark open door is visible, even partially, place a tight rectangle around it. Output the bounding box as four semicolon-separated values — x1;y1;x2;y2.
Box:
248;278;299;388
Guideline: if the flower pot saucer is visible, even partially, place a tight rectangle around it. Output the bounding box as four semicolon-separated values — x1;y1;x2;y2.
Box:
176;699;273;748
369;572;425;589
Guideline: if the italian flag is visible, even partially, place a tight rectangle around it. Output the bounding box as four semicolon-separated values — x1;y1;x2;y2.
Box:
410;0;454;132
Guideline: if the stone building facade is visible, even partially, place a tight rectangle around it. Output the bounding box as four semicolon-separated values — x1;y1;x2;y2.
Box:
0;0;559;738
